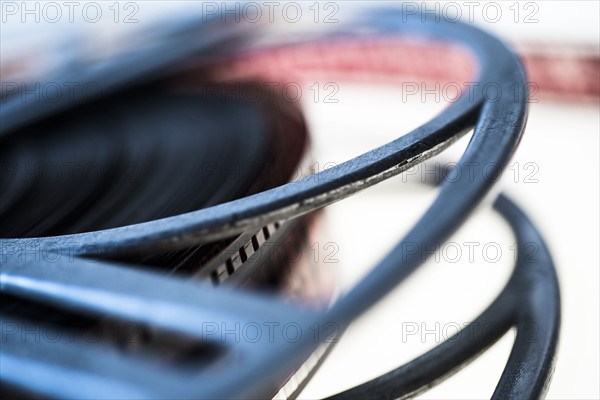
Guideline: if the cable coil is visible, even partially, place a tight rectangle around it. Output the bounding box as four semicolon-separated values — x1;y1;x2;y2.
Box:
0;8;560;400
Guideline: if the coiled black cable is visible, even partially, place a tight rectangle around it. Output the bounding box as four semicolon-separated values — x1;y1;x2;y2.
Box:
0;8;560;400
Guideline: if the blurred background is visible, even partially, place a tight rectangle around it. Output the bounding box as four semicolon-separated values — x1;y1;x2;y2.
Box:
1;1;598;398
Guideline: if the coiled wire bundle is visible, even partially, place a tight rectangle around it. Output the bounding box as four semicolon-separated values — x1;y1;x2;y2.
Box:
0;7;559;400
